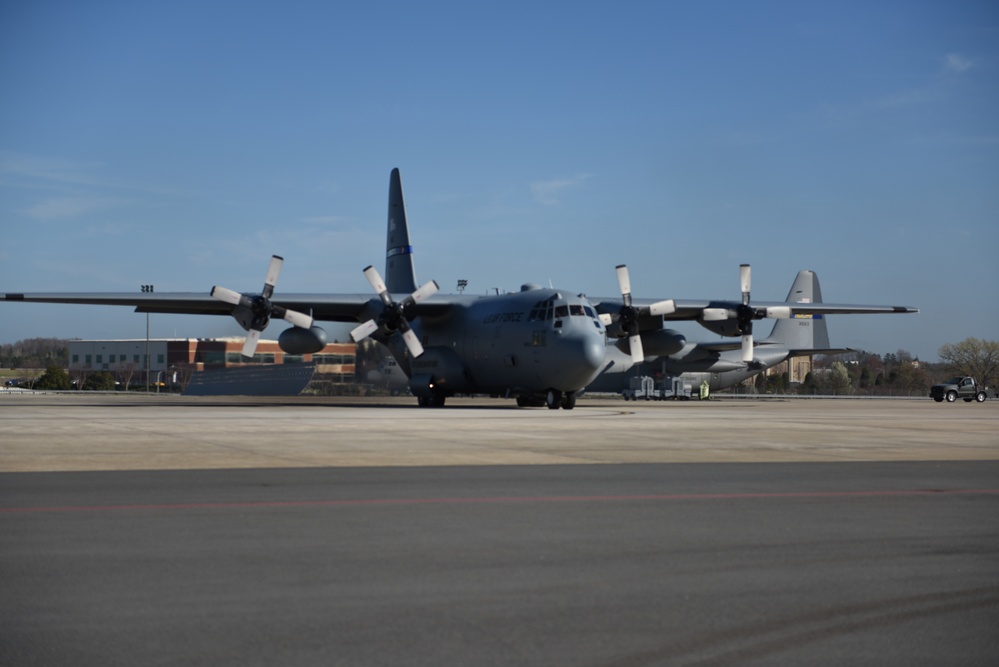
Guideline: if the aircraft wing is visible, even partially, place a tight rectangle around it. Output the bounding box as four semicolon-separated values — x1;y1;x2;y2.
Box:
734;300;918;316
0;291;457;323
3;292;233;315
591;297;917;320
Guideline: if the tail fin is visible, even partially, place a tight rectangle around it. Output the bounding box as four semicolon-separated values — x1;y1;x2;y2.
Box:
385;168;418;294
763;270;834;352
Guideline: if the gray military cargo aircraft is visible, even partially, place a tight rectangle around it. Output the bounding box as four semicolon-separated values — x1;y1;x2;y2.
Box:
2;168;918;409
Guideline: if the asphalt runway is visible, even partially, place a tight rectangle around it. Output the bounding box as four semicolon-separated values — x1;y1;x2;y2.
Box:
2;395;998;665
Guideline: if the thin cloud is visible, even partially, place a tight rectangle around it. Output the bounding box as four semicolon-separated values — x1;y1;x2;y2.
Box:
0;151;106;189
530;174;592;205
944;53;973;74
300;215;353;225
0;150;187;197
23;196;132;221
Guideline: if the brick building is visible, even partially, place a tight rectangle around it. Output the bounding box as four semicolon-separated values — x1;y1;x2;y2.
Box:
68;338;356;383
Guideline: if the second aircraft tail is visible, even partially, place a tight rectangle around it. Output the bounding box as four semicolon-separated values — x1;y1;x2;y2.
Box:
763;270;839;353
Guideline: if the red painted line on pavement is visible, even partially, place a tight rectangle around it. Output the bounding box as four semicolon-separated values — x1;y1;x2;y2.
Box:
2;488;998;514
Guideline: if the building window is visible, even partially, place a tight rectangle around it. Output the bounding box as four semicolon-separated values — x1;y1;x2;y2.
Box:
96;355;102;363
85;355;92;364
72;355;79;363
133;355;140;363
157;354;164;364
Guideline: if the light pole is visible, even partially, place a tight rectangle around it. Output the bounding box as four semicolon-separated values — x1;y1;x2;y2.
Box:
142;284;154;391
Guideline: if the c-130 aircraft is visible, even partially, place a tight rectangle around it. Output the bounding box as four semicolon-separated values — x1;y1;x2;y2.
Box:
2;169;918;409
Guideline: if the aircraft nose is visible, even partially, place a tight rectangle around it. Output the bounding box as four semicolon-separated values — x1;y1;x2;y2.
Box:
581;335;605;374
559;329;606;388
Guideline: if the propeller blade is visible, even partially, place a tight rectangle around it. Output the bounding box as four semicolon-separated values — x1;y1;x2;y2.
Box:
629;334;645;366
615;265;632;304
242;329;262;358
740;264;751;305
741;334;754;363
410;279;439;303
765;306;792;319
211;286;244;307
265;255;283;289
350;319;379;343
280;308;313;330
401;328;425;358
363;265;388;298
648;299;676;316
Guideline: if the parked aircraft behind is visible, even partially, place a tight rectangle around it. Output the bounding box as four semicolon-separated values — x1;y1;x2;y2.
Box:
1;169;918;409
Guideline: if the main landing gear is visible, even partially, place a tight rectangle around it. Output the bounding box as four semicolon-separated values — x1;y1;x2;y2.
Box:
417;392;446;407
546;389;576;410
514;390;576;409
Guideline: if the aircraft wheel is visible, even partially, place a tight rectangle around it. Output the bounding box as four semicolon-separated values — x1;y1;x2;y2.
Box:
946;391;957;403
418;393;446;407
562;392;576;410
976;392;987;403
546;389;562;410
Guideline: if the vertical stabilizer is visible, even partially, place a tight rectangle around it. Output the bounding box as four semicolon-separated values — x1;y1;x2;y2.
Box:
764;270;832;350
385;168;418;294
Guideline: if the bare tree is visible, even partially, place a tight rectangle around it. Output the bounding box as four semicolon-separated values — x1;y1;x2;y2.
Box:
116;362;139;391
938;338;999;386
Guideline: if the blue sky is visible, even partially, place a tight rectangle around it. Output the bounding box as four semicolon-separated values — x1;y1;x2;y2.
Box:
1;0;997;361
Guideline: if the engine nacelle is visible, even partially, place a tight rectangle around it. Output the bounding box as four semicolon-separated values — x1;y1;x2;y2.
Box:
697;318;744;338
641;329;687;357
278;325;328;354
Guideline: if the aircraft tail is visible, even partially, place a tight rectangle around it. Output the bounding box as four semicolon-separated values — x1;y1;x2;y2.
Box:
763;270;838;352
384;168;418;294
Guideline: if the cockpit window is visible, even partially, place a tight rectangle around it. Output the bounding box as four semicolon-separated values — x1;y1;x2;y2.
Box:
569;305;585;316
554;305;570;319
529;297;555;321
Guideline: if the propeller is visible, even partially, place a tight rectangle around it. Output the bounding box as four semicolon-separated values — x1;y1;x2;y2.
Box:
738;263;754;362
349;265;439;358
608;265;678;366
210;255;314;358
700;264;794;363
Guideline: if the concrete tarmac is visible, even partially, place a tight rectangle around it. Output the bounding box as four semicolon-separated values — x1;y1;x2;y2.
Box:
2;395;998;666
1;394;997;471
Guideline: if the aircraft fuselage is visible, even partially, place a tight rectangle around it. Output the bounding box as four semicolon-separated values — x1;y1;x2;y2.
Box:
386;287;607;403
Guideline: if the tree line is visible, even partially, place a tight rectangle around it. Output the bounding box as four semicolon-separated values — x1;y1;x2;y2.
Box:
0;338;70;369
754;338;999;396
